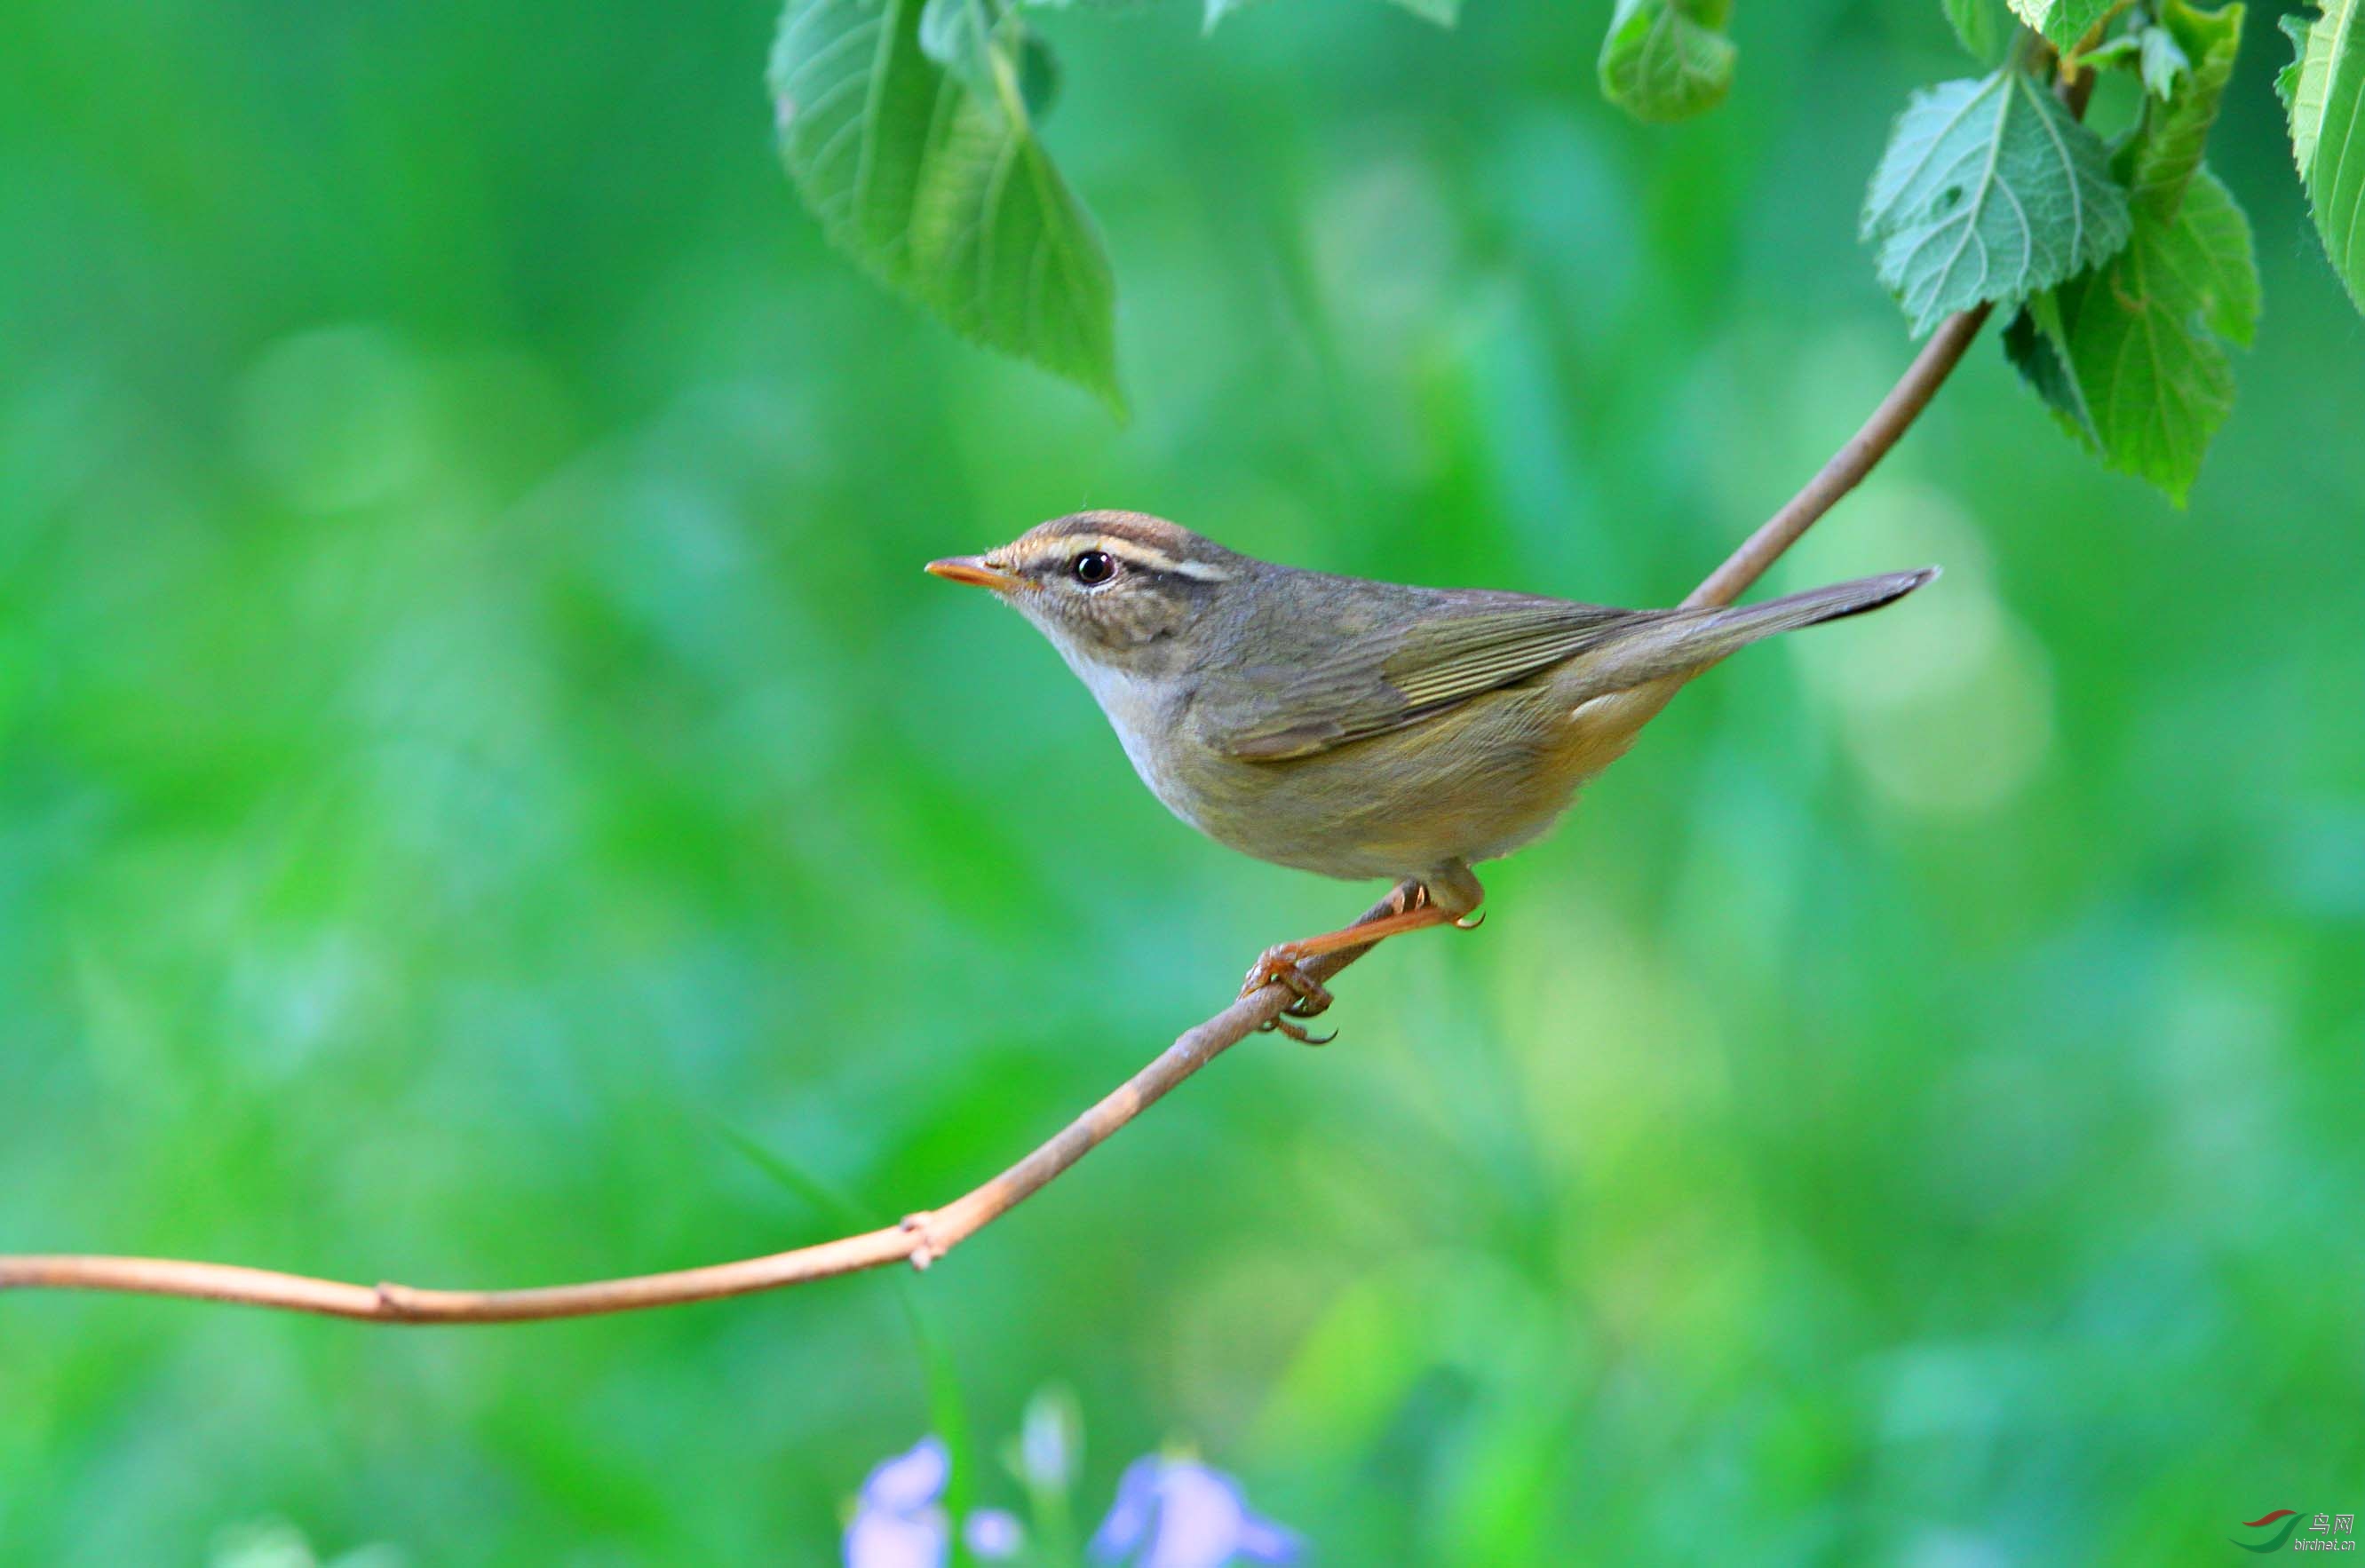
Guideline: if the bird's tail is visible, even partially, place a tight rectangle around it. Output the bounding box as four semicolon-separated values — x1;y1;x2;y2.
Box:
1568;567;1939;701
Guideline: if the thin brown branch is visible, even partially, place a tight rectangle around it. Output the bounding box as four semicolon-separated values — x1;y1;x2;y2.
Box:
2;218;2038;1323
1683;302;1992;611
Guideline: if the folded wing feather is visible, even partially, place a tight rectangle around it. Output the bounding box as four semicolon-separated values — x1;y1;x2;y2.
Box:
1210;595;1650;762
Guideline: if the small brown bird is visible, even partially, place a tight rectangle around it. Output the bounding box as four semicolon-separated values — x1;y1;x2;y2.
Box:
929;511;1933;1038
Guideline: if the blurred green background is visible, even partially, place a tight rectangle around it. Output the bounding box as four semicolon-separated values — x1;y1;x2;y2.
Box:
5;0;2363;1562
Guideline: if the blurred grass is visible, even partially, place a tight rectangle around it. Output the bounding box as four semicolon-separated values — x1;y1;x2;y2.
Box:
4;0;2364;1563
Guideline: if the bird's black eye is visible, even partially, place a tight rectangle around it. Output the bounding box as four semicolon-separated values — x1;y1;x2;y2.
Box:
1070;549;1116;586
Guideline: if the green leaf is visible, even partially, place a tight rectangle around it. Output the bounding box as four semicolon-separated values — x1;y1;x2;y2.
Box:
2280;0;2365;312
2026;167;2259;503
1945;0;2020;65
2119;2;2241;222
2007;0;2115;49
1598;0;1737;124
1861;69;2133;335
770;0;1123;412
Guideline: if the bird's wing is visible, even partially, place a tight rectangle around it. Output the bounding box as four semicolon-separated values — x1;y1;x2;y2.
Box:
1204;592;1649;762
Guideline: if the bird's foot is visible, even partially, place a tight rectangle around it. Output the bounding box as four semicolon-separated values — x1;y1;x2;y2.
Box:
1239;877;1489;1045
1243;945;1337;1045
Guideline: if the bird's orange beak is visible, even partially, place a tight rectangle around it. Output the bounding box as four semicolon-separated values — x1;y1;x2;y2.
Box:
925;555;1028;592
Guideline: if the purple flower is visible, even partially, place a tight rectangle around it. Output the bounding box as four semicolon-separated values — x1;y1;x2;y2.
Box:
845;1439;950;1568
964;1509;1024;1558
1090;1457;1303;1568
843;1439;1022;1568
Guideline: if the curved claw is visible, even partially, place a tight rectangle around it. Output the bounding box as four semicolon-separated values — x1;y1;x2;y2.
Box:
1259;1014;1338;1046
1454;910;1486;931
1245;944;1339;1045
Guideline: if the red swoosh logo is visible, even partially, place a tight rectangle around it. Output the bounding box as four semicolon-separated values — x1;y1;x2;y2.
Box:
2243;1511;2299;1529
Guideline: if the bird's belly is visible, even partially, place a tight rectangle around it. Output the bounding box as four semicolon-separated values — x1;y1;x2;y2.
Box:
1170;684;1663;882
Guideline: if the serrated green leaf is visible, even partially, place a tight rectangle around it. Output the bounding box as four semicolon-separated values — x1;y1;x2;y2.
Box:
1599;0;1737;124
2281;0;2365;312
908;80;1115;392
2008;0;2115;49
2123;2;2242;219
1861;70;2133;335
2040;168;2259;503
1945;0;2020;65
2285;3;2355;169
770;0;1122;412
2278;12;2308;110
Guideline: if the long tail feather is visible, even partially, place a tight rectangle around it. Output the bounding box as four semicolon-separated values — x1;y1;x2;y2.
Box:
1566;566;1939;701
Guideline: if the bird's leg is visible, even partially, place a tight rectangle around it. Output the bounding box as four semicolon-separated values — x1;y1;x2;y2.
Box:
1244;870;1487;1043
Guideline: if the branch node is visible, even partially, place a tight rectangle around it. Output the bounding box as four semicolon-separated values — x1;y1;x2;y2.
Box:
901;1212;940;1271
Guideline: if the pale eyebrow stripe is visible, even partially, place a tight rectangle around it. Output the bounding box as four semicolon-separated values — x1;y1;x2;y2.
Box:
1099;538;1234;580
1009;536;1234;582
1161;556;1233;582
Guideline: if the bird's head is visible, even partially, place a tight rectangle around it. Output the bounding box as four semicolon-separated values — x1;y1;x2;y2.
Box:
925;511;1248;674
